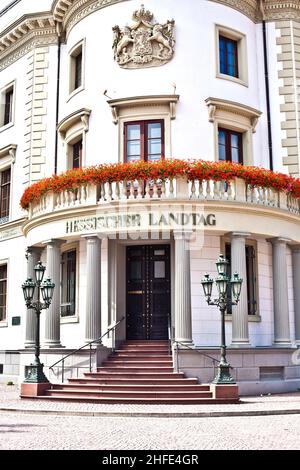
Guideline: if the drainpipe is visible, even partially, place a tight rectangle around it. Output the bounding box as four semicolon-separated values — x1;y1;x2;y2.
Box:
54;22;62;175
260;0;274;171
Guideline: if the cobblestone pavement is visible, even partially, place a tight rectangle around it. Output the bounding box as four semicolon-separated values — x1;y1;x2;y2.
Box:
0;411;299;449
1;385;300;416
0;385;300;449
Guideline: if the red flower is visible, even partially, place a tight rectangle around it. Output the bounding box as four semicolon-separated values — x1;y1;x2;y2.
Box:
20;159;300;210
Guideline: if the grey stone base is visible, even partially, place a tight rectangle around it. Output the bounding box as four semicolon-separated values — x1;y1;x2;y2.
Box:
0;351;20;383
174;346;300;396
18;346;111;384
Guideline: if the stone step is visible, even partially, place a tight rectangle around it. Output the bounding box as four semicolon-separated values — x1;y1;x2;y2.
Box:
45;389;213;399
53;384;210;391
85;372;185;379
97;367;174;373
112;354;172;360
26;395;238;404
103;360;173;366
68;377;198;385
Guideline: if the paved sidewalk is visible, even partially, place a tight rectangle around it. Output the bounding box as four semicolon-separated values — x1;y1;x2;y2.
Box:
1;385;300;449
0;384;300;417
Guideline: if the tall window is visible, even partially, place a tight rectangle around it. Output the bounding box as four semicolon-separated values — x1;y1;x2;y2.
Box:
124;120;164;162
225;242;257;316
74;52;82;90
1;83;14;127
4;88;13;126
218;128;243;164
0;264;7;322
219;35;238;78
0;168;11;223
61;250;76;317
72;139;82;169
69;42;83;94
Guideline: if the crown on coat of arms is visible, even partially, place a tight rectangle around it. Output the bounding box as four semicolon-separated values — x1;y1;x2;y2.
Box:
132;4;153;23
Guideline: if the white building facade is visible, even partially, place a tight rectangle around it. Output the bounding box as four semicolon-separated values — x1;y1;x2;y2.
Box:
0;0;300;395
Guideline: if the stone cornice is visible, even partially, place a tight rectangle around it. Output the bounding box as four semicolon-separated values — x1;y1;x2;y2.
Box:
0;14;57;71
57;108;91;133
1;0;300;70
107;95;180;124
263;1;300;21
205;97;262;132
52;1;300;37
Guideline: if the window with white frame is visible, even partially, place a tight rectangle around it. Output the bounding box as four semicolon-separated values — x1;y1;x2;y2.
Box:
216;25;248;86
0;82;15;128
69;40;84;96
0;168;11;223
0;264;7;322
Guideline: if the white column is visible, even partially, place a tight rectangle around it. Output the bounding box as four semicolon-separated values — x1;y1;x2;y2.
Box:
85;236;102;342
174;231;193;344
292;245;300;345
44;239;65;347
230;232;250;346
269;237;291;345
24;246;42;348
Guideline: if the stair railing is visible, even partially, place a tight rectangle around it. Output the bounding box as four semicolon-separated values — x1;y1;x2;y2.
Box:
172;340;234;379
49;316;125;383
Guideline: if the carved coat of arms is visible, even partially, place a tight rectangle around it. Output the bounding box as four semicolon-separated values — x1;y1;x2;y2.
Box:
112;4;175;68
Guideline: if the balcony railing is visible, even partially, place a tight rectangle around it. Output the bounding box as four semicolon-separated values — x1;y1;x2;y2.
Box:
28;176;300;219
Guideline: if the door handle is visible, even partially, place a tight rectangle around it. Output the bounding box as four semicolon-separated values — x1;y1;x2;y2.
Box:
128;290;143;294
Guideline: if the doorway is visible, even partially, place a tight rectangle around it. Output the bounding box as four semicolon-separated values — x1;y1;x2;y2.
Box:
126;245;171;340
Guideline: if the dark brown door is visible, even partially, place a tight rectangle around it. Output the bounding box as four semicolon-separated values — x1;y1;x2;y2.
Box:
126;245;170;340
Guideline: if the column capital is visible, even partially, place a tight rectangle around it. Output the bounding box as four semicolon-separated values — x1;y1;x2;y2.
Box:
25;246;43;260
291;244;300;253
42;238;66;247
173;230;194;241
226;232;252;239
267;237;291;245
81;234;104;241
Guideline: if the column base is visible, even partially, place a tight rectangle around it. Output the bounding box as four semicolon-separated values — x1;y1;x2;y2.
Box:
174;339;194;347
24;342;35;349
273;341;292;347
43;342;64;348
230;341;251;348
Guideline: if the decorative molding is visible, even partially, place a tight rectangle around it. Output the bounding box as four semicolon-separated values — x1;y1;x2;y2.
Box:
107;95;179;124
276;21;300;178
57;108;91;134
0;15;57;71
205;97;262;132
0;144;17;164
112;5;175;69
0;0;299;65
23;47;50;185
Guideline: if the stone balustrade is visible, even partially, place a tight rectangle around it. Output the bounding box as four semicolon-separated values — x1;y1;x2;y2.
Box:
28;176;300;219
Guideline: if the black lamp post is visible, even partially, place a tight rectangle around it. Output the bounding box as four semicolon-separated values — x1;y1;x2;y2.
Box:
201;254;242;384
22;261;55;383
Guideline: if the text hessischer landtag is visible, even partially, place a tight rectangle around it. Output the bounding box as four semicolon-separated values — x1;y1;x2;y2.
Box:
66;212;216;234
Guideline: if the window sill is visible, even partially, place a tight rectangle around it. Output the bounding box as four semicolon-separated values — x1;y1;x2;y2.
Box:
0;321;8;328
67;86;84;103
216;72;248;88
225;314;261;322
0;122;14;133
60;315;79;324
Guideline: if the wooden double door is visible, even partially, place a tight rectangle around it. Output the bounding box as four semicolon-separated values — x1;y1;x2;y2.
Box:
126;245;171;340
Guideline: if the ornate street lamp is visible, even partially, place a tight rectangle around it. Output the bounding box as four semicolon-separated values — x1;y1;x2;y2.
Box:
22;261;55;383
201;254;243;384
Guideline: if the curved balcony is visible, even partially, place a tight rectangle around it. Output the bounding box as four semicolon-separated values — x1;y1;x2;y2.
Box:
21;161;300;243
